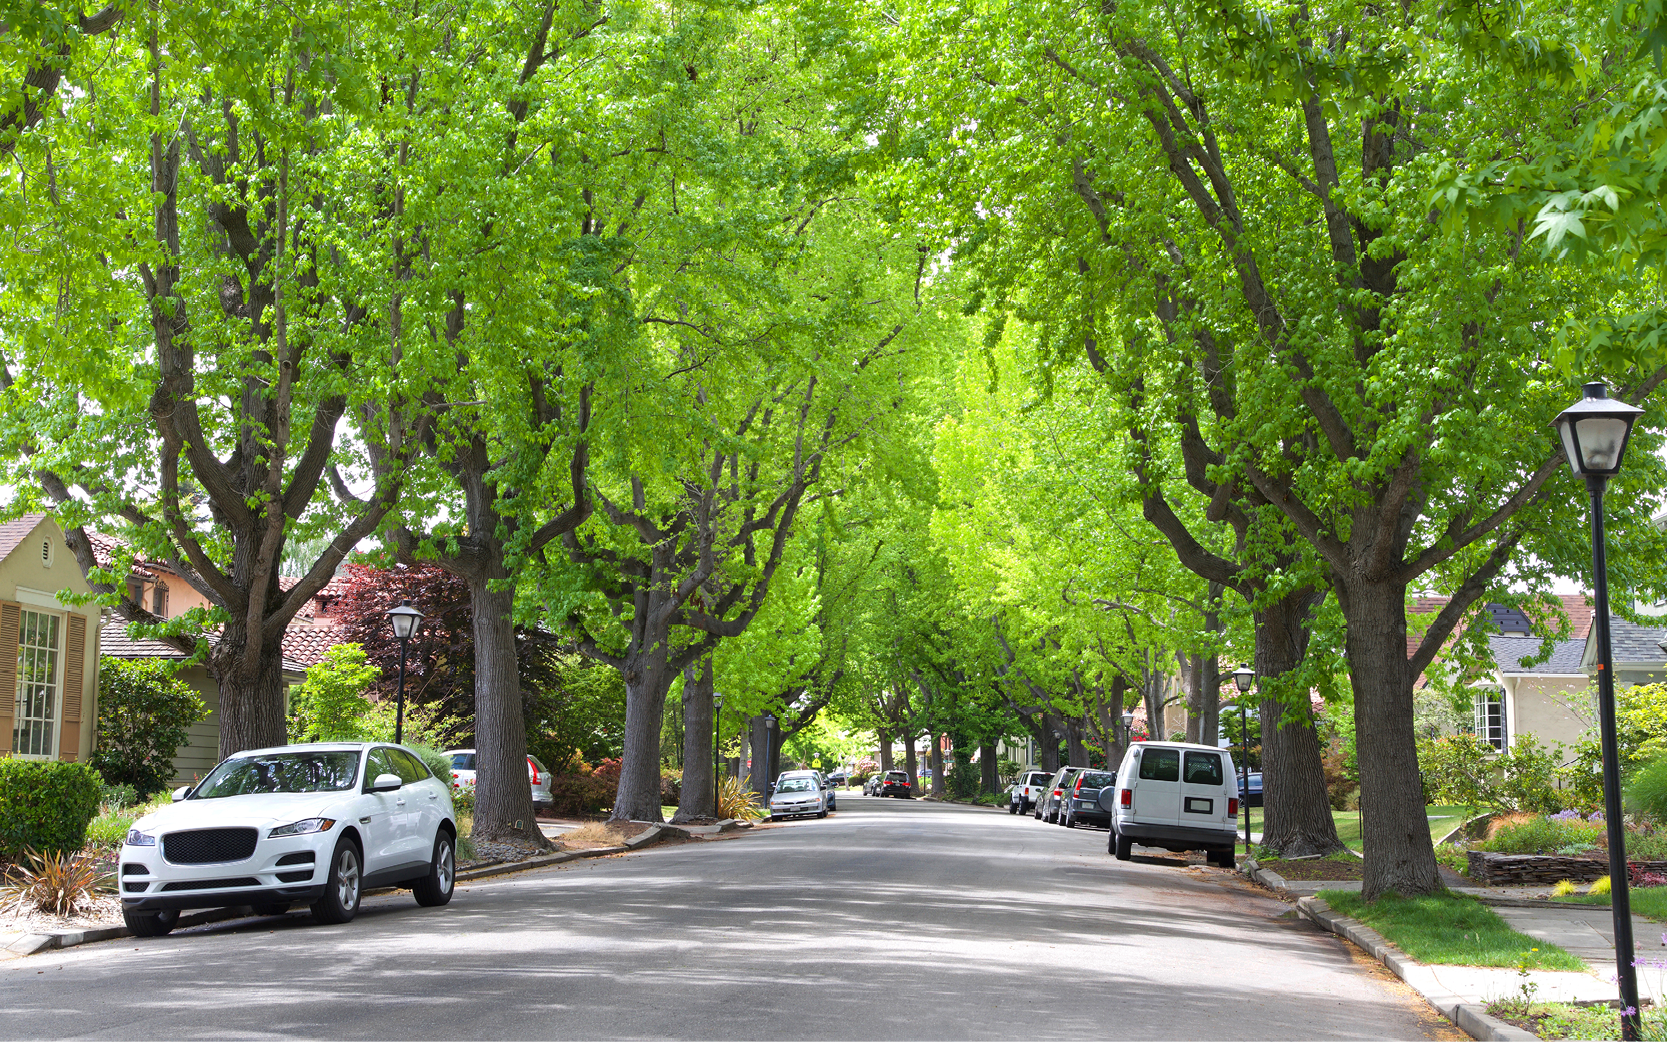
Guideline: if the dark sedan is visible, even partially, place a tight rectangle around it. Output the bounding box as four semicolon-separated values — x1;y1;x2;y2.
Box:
1238;771;1263;808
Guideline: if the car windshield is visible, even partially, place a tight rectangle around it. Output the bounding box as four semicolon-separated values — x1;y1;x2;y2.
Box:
193;751;362;798
777;778;815;793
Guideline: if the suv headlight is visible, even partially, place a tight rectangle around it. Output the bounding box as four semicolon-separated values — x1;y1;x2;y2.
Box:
126;830;156;847
268;817;336;838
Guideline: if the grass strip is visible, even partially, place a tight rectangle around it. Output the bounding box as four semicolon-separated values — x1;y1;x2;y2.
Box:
1319;889;1586;970
1552;887;1667;922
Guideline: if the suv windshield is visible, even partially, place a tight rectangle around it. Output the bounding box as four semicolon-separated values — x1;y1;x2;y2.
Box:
193;750;362;798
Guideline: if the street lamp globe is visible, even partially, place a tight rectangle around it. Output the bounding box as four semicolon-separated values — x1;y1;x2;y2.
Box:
1231;664;1255;694
1120;711;1134;730
387;599;424;641
1555;382;1642;479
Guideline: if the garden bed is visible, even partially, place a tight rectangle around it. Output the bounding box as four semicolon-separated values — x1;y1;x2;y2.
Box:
1255;856;1363;881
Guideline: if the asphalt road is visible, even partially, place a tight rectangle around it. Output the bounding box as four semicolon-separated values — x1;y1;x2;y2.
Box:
3;793;1454;1040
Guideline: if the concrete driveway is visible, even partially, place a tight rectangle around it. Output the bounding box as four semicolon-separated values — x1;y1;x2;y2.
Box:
1;792;1454;1039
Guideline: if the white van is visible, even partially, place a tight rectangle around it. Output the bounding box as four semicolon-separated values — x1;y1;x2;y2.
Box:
1103;741;1239;867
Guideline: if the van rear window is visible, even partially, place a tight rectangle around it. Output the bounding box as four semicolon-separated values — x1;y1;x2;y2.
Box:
1184;752;1224;785
1137;749;1179;782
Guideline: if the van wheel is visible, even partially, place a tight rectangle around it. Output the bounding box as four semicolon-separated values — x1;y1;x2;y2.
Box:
123;908;179;937
1211;849;1236;869
1113;832;1133;861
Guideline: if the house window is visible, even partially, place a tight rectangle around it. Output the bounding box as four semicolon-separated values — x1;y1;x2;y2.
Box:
12;610;60;758
152;583;168;619
1473;688;1506;751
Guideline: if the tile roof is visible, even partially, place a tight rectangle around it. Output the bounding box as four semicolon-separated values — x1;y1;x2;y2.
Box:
1489;635;1588;675
0;513;47;564
101;626;308;675
281;626;344;669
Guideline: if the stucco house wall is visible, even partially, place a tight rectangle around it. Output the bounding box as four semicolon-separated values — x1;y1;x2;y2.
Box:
0;515;102;764
1502;675;1592;752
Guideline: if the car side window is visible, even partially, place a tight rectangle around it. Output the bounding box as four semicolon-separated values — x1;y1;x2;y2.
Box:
365;748;397;789
391;749;429;783
1183;752;1223;786
1137;749;1180;782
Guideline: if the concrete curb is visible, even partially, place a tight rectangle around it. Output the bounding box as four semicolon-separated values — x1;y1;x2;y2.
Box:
5;905;261;958
1294;896;1537;1042
454;821;679;884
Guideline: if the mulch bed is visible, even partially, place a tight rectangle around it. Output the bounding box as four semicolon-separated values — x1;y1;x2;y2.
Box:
1258;857;1365;881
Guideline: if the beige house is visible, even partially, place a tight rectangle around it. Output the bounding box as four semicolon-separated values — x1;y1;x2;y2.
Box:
0;515;101;764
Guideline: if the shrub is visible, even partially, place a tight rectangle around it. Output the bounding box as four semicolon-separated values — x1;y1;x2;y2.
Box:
0;759;103;858
0;848;110;916
660;771;681;805
717;776;766;820
287;644;381;742
1626;754;1667;822
1417;734;1565;814
99;783;139;812
408;744;453;785
450;780;476;817
1482;812;1604;854
547;773;610;816
89;659;206;797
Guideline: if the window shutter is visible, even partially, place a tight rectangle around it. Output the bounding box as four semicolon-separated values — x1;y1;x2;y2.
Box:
0;601;18;755
58;613;86;761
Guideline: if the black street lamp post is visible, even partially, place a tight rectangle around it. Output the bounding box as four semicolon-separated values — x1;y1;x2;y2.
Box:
1231;665;1256;855
713;693;725;818
1556;381;1645;1040
764;713;777;794
1120;710;1134;761
385;599;424;746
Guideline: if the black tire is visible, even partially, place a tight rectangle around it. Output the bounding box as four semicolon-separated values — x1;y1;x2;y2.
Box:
818;809;828;819
123;908;179;938
1113;831;1133;861
311;837;363;925
1212;849;1236;869
413;829;456;907
1063;812;1075;828
1008;802;1018;815
250;902;291;917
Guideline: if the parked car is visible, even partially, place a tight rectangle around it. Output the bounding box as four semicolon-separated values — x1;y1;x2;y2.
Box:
777;770;836;812
826;770;848;788
1009;770;1054;815
879;770;913;798
1060;769;1117;829
1237;771;1263;808
119;742;458;937
445;749;553;810
768;775;829;820
1104;741;1239;867
1039;766;1083;823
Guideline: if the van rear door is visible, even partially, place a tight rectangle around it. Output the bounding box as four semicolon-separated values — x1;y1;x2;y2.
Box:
1180;750;1230;830
1130;747;1181;826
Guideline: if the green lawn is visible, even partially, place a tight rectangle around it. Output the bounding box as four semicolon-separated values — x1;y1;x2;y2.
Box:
1552;887;1667;922
1319;889;1586;970
1240;805;1471;853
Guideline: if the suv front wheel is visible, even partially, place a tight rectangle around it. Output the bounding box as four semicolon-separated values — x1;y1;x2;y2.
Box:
312;837;363;925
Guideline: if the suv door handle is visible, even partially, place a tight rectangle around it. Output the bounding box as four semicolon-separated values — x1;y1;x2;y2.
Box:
428;792;439;800
396;799;407;807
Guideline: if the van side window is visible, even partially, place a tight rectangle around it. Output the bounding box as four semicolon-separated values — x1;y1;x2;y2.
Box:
1137;748;1180;782
1184;752;1223;785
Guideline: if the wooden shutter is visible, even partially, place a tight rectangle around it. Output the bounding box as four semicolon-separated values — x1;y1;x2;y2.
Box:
58;613;85;761
0;601;18;755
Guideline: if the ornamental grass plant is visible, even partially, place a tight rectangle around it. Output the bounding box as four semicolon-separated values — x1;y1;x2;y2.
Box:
1;848;111;919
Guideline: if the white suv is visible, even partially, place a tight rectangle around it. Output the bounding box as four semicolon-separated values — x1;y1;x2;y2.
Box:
1008;770;1053;814
119;742;458;937
445;748;554;809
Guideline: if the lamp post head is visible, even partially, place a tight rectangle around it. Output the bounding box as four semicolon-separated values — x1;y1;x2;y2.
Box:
1231;664;1256;694
387;599;424;642
713;693;724;710
764;713;776;730
1120;711;1134;729
1556;381;1643;479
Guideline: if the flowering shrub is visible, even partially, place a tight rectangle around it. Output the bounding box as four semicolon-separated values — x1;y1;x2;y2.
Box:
1631;868;1667;888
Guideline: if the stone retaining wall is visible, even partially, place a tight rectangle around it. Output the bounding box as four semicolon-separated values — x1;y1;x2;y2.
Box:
1467;850;1667;885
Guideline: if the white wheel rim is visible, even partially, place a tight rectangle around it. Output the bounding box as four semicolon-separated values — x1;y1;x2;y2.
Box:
437;838;454;892
338;849;360;909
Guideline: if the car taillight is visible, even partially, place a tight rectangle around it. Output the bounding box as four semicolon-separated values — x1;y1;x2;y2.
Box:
1119;789;1131;807
1228;798;1238;817
1053;789;1062;796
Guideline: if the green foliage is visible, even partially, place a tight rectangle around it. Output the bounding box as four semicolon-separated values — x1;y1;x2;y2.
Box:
0;758;103;858
1481;815;1606;855
1626;754;1667;822
98;783;138;812
90;659;207;797
944;761;981;798
287;645;381;743
1416;735;1564;815
408;745;453;786
1318;890;1584;970
0;848;111;917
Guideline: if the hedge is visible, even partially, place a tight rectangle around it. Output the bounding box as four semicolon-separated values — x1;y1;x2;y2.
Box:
0;758;103;857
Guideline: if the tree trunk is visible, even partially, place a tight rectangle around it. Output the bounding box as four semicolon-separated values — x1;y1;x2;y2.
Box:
612;652;674;823
979;740;998;794
1254;589;1344;859
1199;586;1224;745
1038;718;1061;773
470;581;547;847
1342;578;1441;899
208;634;288;761
903;735;918;790
878;728;893;772
1105;674;1128;768
1063;717;1088;767
929;734;944;796
1184;652;1206;744
674;657;715;822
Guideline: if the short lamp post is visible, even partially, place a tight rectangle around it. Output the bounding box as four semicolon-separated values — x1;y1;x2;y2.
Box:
1556;380;1644;1039
385;600;424;745
1231;665;1256;854
713;693;725;817
764;713;778;793
1120;711;1134;758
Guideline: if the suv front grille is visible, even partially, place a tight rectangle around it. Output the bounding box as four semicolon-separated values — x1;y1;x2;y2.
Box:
162;828;259;865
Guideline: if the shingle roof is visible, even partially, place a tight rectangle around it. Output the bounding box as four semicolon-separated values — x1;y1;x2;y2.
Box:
1489;635;1588;675
0;514;47;564
1600;614;1667;667
101;626;308;675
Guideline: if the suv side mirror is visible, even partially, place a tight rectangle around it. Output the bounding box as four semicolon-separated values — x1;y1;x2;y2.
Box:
172;784;193;802
369;773;402;793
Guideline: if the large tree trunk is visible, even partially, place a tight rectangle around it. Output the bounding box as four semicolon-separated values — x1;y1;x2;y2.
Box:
674;657;715;822
1063;717;1088;767
612;652;675;823
903;735;918;791
469;581;546;848
878;728;893;772
1038;717;1061;773
1343;578;1441;899
979;740;998;794
1254;590;1344;859
208;634;288;760
929;734;945;796
1105;674;1128;769
1198;587;1224;745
